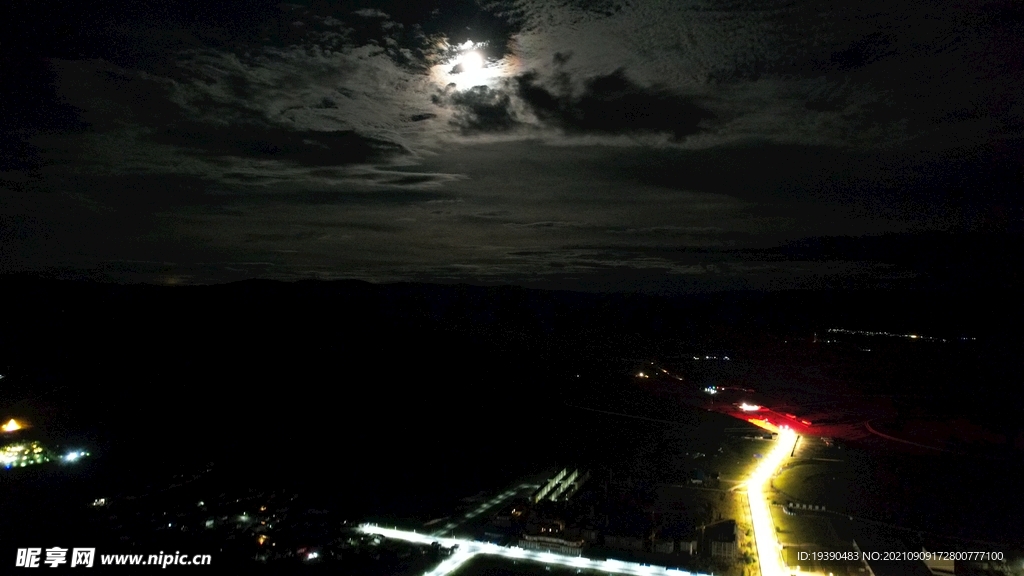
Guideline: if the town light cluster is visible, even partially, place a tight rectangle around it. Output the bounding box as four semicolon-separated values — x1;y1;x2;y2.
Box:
358;427;798;576
1;442;50;468
1;441;90;469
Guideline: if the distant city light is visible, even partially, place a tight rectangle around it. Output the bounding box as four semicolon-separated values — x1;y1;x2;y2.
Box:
827;328;950;342
2;419;22;433
63;450;90;462
1;441;52;468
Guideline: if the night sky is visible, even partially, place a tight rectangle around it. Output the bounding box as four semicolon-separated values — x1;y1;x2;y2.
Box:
3;0;1023;292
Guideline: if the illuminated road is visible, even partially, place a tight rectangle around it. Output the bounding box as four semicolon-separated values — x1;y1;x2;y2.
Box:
363;417;798;576
430;484;537;537
359;525;709;576
745;428;798;576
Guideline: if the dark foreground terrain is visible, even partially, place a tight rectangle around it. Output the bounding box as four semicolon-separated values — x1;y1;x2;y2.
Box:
1;278;1021;570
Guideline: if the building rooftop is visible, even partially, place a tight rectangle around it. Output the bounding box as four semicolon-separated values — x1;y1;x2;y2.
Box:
703;520;737;543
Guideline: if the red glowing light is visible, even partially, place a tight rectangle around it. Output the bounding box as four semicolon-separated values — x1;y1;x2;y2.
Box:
747;418;780;434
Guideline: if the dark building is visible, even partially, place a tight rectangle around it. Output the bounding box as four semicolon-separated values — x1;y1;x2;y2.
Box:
604;534;645;551
658;523;699;556
704;520;738;561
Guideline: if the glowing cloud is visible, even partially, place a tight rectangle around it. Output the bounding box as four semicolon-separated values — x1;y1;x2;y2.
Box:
432;40;511;90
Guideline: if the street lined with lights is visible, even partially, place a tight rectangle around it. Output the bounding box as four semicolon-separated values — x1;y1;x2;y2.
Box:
359;525;706;576
359;407;799;576
746;428;799;576
360;428;800;576
431;484;537;537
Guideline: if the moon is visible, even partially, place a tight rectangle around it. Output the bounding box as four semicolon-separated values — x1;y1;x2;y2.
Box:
432;41;516;89
459;51;484;72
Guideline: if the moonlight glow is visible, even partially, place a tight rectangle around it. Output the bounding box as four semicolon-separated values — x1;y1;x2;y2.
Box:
459;51;484;72
432;40;508;89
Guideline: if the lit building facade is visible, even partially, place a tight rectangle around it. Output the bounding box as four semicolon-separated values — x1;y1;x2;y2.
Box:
519;534;584;556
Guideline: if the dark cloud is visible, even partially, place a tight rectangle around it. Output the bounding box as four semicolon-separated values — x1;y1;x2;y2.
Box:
0;56;89;172
434;66;716;137
2;0;1024;292
572;140;1024;232
151;123;409;166
747;231;1024;290
508;221;586;229
0;138;41;175
445;86;519;133
297;0;522;69
1;1;285;72
215;186;452;206
0;57;87;136
516;68;714;140
825;32;898;72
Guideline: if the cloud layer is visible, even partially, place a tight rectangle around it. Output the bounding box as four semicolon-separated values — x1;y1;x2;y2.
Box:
1;0;1022;290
